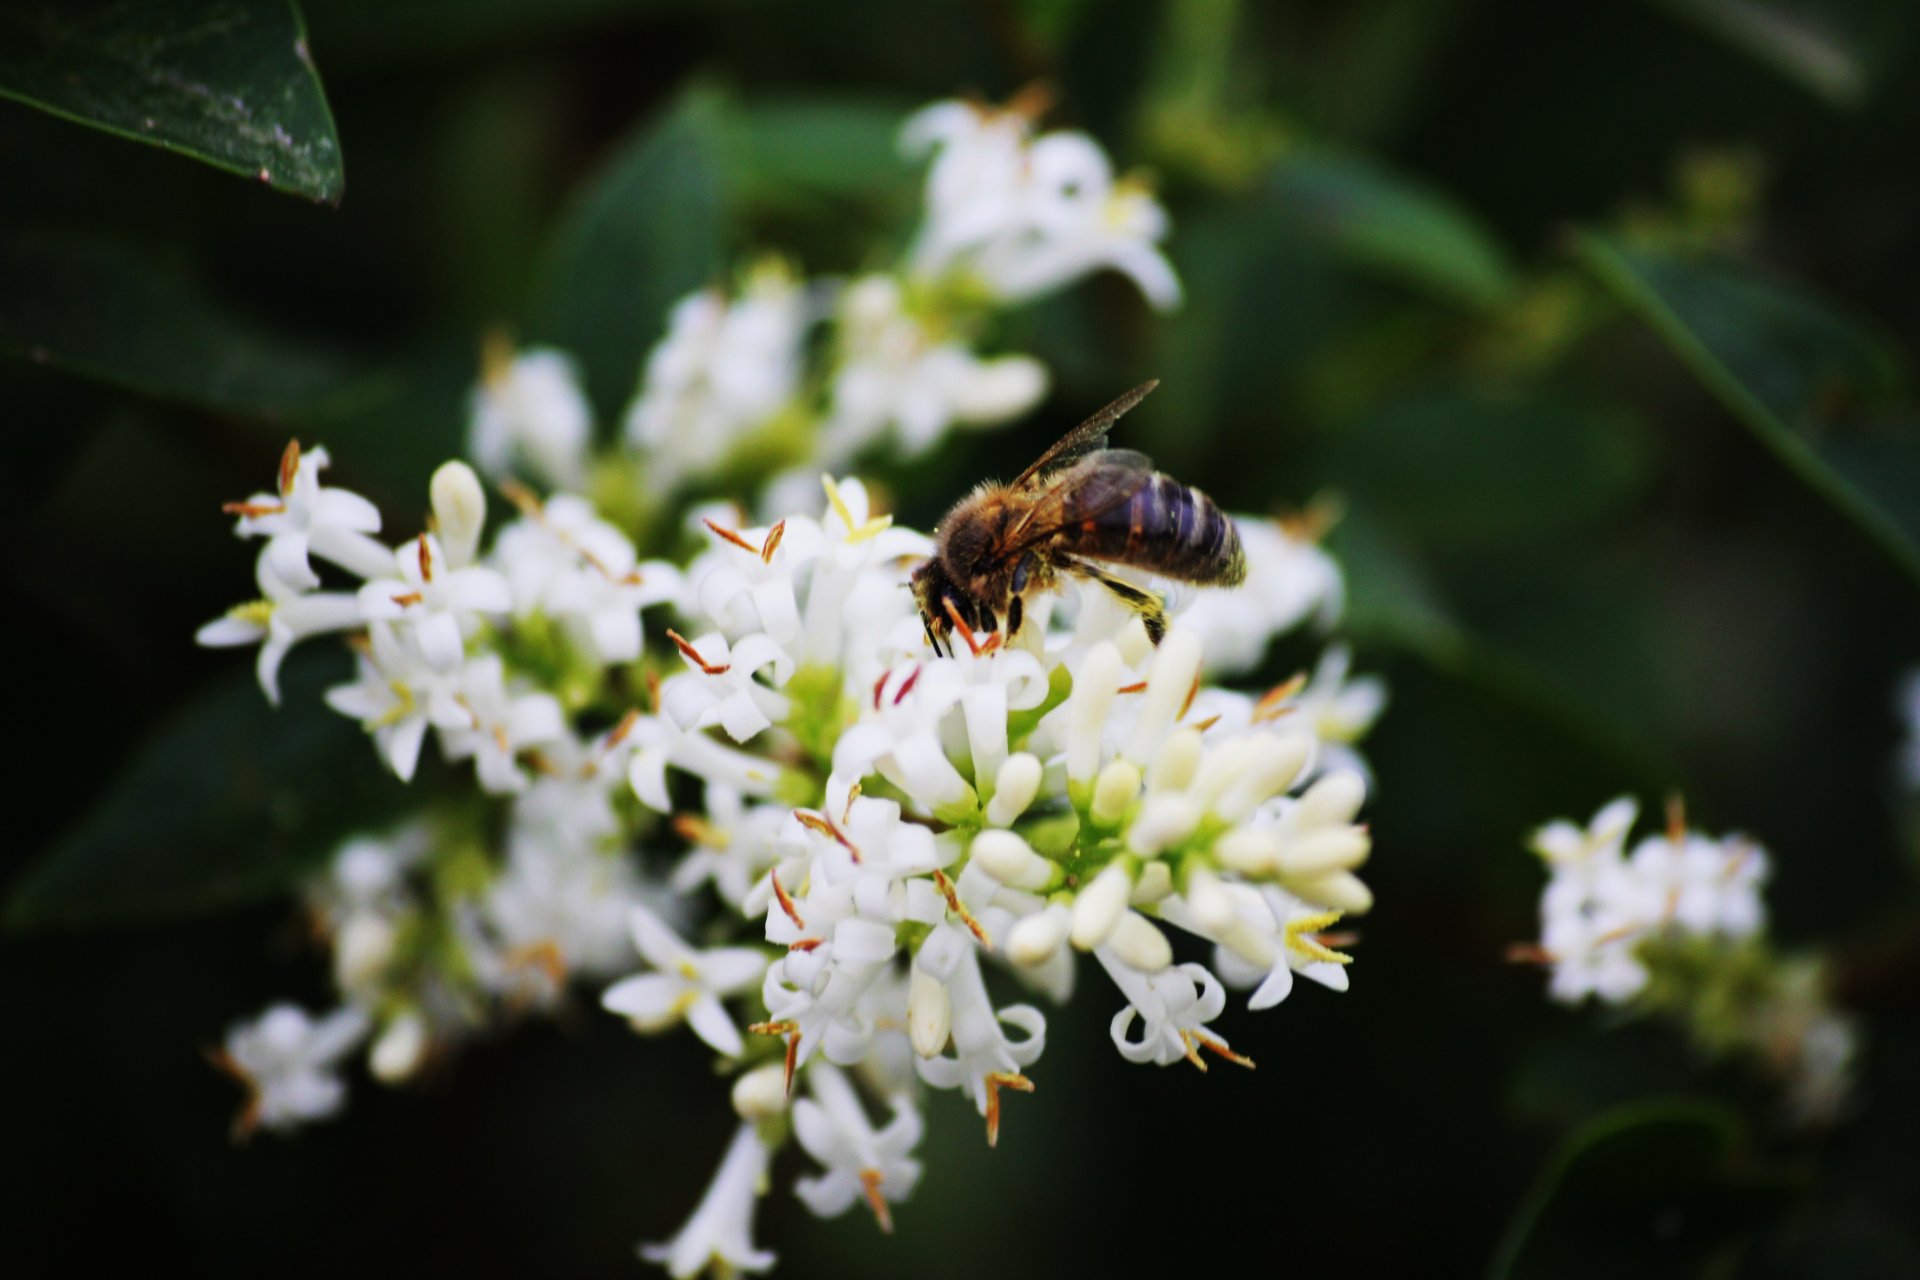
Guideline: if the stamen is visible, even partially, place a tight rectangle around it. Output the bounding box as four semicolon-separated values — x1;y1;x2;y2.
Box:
771;869;806;929
747;1020;801;1094
1253;673;1309;723
820;474;894;543
841;783;861;826
666;629;731;675
787;937;825;953
701;517;761;555
1504;942;1558;966
760;519;786;564
671;813;725;847
220;500;285;518
872;670;890;710
984;1071;1034;1148
643;669;662;713
204;1046;263;1142
497;477;544;518
1116;681;1148;695
1178;672;1202;722
603;708;641;751
859;1168;893;1233
1178;1029;1209;1072
1004;80;1055;123
277;439;302;495
1284;909;1353;965
479;328;516;387
389;591;424;607
1188;714;1221;732
1665;793;1688;843
416;532;434;582
892;664;922;704
503;938;568;987
1191;1030;1255;1070
795;810;861;863
931;869;991;948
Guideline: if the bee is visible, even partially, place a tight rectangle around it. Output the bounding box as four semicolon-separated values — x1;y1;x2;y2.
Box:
912;380;1246;655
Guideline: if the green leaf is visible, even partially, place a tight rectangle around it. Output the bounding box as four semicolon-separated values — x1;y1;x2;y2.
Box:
0;232;372;414
1490;1098;1793;1280
1267;150;1519;311
0;0;344;202
528;86;729;421
6;654;414;931
1648;0;1918;108
721;94;917;208
1575;231;1920;591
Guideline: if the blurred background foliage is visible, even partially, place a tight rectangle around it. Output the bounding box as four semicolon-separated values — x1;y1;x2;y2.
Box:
5;0;1920;1274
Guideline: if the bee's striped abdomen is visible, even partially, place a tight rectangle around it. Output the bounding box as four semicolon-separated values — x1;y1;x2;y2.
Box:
1088;472;1246;586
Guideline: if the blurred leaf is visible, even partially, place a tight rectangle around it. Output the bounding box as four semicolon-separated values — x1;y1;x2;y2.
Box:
722;94;917;208
0;232;374;415
1268;150;1520;311
528;85;728;421
6;654;413;930
1648;0;1917;108
1491;1098;1794;1280
0;0;343;202
1576;231;1920;592
305;0;702;68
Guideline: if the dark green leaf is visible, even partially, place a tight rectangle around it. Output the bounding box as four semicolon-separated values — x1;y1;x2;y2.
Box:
1575;231;1920;591
0;232;373;415
528;85;729;421
6;654;414;930
722;94;917;207
1648;0;1919;108
1268;150;1519;311
0;0;344;202
1491;1098;1795;1280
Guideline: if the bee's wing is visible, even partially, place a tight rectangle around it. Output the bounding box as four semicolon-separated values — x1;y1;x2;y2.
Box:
1000;452;1154;552
1009;380;1159;493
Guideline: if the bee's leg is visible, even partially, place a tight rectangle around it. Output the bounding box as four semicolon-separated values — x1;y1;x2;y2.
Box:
1062;558;1168;644
1007;592;1024;638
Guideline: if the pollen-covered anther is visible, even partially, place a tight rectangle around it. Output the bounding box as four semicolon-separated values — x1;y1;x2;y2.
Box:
821;474;894;543
841;783;861;825
859;1168;894;1233
1665;793;1688;843
760;519;786;563
503;938;568;987
1504;942;1558;966
389;591;424;607
1191;1030;1255;1070
277;439;302;495
666;629;732;675
770;869;806;929
205;1045;263;1142
796;809;862;863
702;516;762;555
603;707;642;751
415;533;434;582
746;1019;801;1094
1115;680;1148;695
1284;909;1353;965
787;937;825;953
984;1071;1034;1148
220;500;285;518
671;812;724;847
931;868;992;947
1252;672;1309;723
496;476;544;518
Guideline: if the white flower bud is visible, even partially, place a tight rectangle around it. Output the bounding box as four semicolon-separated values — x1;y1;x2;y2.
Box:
908;970;953;1058
1219;919;1279;968
1108;911;1173;972
1091;759;1142;827
1130;859;1173;905
1127;793;1200;856
1287;869;1375;915
1070;862;1133;950
334;912;397;991
1068;643;1124;788
1008;906;1069;968
369;1011;427;1084
986;752;1044;827
1297;769;1368;827
1147;728;1204;794
429;460;487;569
971;829;1055;890
1123;628;1204;763
731;1063;789;1119
1273;826;1372;876
1214;732;1313;823
1213;827;1282;875
1115;617;1155;666
1184;867;1236;933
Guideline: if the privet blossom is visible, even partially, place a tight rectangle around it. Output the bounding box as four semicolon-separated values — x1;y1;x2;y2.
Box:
1517;797;1858;1122
194;95;1382;1276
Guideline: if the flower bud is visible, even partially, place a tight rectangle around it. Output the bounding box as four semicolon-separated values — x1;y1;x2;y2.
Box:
1070;862;1133;950
1008;907;1068;968
732;1063;789;1119
1273;826;1372;877
1130;859;1173;906
1123;628;1203;763
1287;869;1374;915
986;752;1044;827
429;460;487;568
1091;759;1142;827
1215;732;1313;823
971;830;1054;891
1297;769;1368;827
1219;919;1278;969
1213;827;1281;875
1108;911;1173;972
908;970;953;1057
1184;867;1236;933
334;912;397;991
1127;794;1200;856
1067;644;1124;788
370;1011;427;1084
1147;728;1204;795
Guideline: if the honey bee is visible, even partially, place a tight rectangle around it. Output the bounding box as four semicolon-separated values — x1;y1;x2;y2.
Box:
912;380;1246;654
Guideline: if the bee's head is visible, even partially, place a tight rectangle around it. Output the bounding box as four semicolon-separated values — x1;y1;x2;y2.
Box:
910;558;985;655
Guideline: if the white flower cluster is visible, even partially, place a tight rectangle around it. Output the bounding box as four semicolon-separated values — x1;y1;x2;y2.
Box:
1521;797;1769;1005
194;93;1377;1276
465;93;1180;494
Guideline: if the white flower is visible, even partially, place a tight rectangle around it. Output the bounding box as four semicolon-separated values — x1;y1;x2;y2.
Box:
484;837;653;996
491;493;682;666
791;1064;923;1232
196;579;362;705
1205;885;1353;1009
670;786;792;909
434;655;566;794
602;902;768;1056
1539;905;1649;1005
468;344;594;490
1289;645;1388;781
357;533;511;674
1627;831;1769;939
660;631;796;744
626;711;781;813
1899;667;1920;788
642;1122;778;1279
215;1003;370;1134
624;265;809;491
223;441;391;592
323;621;470;782
1532;796;1639;921
913;946;1044;1144
821;275;1047;462
1100;953;1247;1069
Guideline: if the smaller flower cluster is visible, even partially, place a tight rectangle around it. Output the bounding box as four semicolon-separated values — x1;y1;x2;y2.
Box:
1518;797;1857;1122
466;91;1181;505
